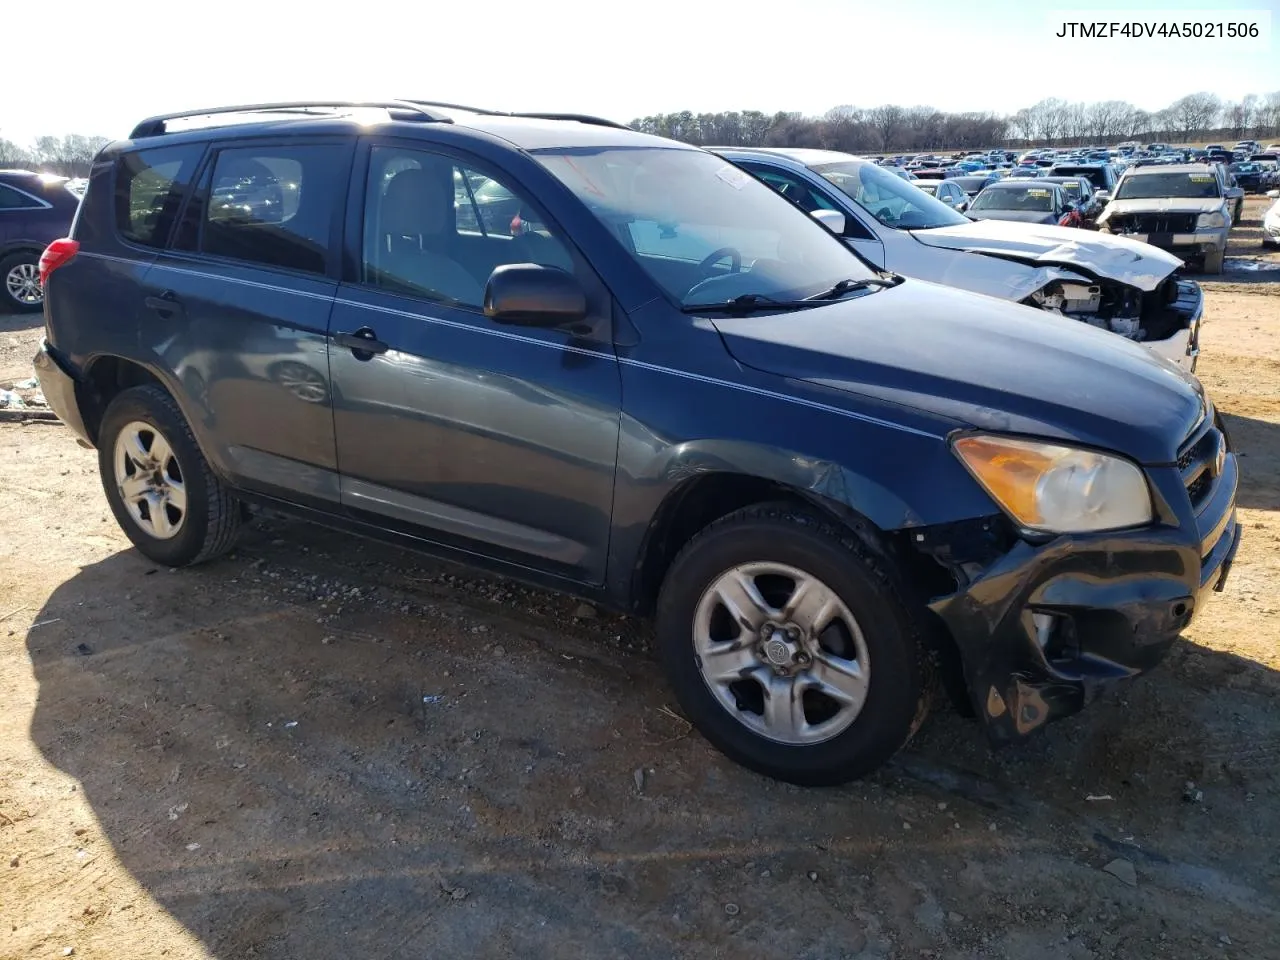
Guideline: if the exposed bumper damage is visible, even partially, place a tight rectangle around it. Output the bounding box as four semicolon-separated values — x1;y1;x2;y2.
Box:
915;414;1240;745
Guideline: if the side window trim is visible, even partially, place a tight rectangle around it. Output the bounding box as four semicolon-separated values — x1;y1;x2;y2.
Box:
0;183;53;210
164;146;213;252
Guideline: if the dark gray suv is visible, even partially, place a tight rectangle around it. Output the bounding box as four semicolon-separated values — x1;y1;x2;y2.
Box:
34;101;1239;785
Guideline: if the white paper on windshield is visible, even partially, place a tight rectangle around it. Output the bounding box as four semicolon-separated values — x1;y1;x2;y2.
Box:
716;165;751;189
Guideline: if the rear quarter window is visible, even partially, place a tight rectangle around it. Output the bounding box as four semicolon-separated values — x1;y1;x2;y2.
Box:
115;146;204;248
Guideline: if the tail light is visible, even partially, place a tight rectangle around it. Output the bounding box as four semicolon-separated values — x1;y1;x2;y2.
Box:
39;238;79;286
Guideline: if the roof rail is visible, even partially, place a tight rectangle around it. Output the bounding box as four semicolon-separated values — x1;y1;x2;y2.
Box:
128;100;454;139
509;112;631;130
399;100;630;130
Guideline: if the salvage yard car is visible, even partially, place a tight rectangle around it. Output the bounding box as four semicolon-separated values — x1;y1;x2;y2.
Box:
966;181;1077;226
712;147;1204;370
1096;164;1232;274
34;101;1239;785
1263;190;1280;248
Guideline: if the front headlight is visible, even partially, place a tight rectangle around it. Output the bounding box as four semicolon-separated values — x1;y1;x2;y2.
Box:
1196;211;1227;229
953;435;1153;533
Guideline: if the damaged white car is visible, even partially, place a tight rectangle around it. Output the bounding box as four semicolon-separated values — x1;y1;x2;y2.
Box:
712;147;1202;371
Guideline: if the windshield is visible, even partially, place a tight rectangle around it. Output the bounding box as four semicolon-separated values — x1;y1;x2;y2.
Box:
533;146;873;307
1115;172;1223;200
971;186;1054;212
1051;166;1108;189
1050;180;1083;197
810;160;969;230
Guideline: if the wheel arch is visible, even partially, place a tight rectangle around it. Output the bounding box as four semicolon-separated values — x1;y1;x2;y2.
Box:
79;355;220;477
618;439;927;617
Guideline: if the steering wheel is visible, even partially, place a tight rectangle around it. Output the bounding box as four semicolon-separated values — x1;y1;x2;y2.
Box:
873;206;896;222
699;246;742;274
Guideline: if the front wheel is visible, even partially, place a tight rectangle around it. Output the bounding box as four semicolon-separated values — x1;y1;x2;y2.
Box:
1202;249;1225;275
98;385;243;566
655;503;931;785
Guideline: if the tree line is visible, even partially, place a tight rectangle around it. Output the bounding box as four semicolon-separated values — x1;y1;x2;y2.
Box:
0;134;110;177
6;91;1280;175
630;91;1280;154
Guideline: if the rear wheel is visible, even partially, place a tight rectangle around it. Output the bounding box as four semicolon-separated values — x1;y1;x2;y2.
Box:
1;252;43;313
655;503;930;785
98;385;242;566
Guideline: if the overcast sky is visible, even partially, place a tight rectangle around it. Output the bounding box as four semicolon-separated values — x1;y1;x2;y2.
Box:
4;0;1275;144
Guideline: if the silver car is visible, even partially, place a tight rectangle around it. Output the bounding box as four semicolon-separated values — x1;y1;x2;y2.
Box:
1096;165;1232;274
710;147;1204;371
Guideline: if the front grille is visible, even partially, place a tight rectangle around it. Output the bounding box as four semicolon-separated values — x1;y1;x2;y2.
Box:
1110;212;1197;234
1177;415;1223;512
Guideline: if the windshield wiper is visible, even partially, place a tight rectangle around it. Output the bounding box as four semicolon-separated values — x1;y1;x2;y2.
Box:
807;274;903;301
680;293;829;315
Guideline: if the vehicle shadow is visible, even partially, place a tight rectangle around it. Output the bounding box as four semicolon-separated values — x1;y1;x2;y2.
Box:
22;518;1280;957
1222;411;1280;511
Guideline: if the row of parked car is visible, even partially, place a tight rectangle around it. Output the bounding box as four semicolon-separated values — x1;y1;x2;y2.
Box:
26;99;1241;787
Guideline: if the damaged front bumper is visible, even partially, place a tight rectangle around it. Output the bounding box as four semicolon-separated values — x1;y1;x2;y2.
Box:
924;419;1239;745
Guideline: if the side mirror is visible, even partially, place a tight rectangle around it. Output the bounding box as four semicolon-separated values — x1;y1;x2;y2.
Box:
810;208;847;235
483;263;586;327
1094;190;1111;203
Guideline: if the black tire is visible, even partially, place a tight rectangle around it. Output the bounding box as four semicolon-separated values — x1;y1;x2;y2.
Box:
98;384;242;566
1;251;44;313
1202;249;1224;275
655;502;931;786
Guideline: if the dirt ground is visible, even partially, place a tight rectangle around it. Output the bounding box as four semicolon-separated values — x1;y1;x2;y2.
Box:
2;200;1279;960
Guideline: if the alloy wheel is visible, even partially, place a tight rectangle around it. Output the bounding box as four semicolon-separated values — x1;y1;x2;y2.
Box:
112;421;187;540
693;562;871;745
5;262;42;306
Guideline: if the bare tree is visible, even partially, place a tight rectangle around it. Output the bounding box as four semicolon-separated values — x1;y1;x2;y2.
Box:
1169;93;1222;139
867;104;906;152
0;136;30;165
628;88;1280;153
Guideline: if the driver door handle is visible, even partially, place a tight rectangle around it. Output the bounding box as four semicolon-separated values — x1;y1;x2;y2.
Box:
334;327;389;357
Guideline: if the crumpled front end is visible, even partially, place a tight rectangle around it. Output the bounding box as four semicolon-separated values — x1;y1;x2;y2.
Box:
1023;274;1203;369
916;412;1240;744
907;220;1200;367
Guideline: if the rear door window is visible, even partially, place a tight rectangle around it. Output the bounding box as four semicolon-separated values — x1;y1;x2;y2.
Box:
115;146;204;248
197;143;349;275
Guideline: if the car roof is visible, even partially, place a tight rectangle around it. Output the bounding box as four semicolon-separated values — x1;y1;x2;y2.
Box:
984;179;1058;188
113;103;682;155
1125;163;1213;175
708;146;861;166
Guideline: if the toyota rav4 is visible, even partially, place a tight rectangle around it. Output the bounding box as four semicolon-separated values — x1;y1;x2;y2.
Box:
34;101;1240;784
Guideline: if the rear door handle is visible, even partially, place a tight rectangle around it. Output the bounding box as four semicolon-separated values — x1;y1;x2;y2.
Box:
334;327;389;358
144;291;184;319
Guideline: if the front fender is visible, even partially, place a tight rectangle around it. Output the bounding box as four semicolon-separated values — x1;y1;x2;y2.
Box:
605;401;1000;606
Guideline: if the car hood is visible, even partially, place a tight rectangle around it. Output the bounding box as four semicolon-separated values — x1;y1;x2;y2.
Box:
907;218;1182;291
1102;198;1225;216
969;209;1058;224
711;279;1204;465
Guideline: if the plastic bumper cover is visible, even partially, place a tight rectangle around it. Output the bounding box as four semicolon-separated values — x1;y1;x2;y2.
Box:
32;339;92;445
929;453;1240;745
